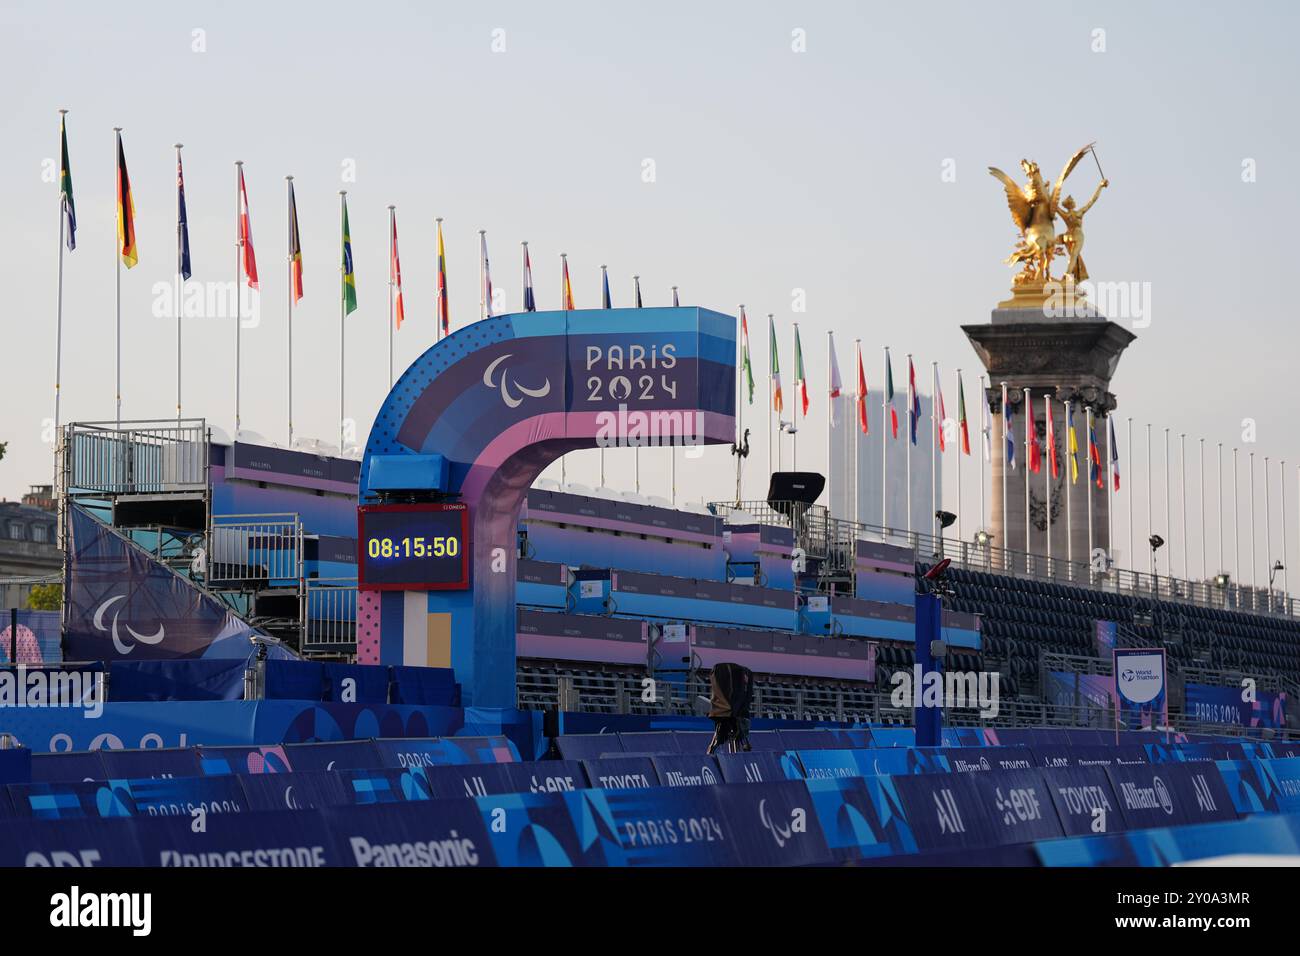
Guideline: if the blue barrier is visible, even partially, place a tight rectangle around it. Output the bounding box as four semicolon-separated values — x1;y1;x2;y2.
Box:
284;740;383;772
389;665;459;707
7;774;250;820
802;775;917;860
0;816;145;866
29;751;107;783
0;746;31;785
713;781;833;866
556;734;623;761
1104;762;1237;830
239;771;353;811
649;754;722;787
264;660;325;700
964;769;1065;844
325;800;495;867
715;751;784;784
618;731;682;755
503;760;584;795
475;791;596;867
1042;765;1125;836
424;762;516;799
108;659;247;702
100;746;202;780
891;773;1002;852
320;662;391;704
562;786;737;866
197;744;295;775
136;809;342;867
581;757;659;790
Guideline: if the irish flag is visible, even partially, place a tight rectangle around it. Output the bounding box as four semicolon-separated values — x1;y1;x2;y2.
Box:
794;325;809;415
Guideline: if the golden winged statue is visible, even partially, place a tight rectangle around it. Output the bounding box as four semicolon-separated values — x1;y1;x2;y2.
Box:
989;144;1098;288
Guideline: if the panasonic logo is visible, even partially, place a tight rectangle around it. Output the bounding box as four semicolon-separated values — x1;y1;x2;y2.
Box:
348;834;481;867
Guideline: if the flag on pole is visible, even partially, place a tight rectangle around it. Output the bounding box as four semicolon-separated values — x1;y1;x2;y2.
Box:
436;219;449;335
1067;402;1080;483
601;266;612;308
855;342;868;434
176;151;190;280
634;275;643;308
794;325;809;415
958;376;970;455
60;115;76;251
885;352;898;438
238;167;258;289
936;376;947;453
1046;398;1059;478
480;232;493;317
390;212;404;328
769;317;783;413
522;244;535;312
1026;392;1041;473
672;286;680;307
908;357;920;445
1003;383;1015;469
288;181;303;302
739;307;754;405
1109;416;1121;491
115;131;137;268
562;256;575;309
827;331;842;425
341;195;356;314
1089;419;1103;489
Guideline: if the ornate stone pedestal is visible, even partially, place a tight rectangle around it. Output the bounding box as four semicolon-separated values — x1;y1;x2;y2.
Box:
962;296;1136;568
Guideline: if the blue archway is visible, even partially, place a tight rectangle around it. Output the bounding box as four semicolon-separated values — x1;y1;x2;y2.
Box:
358;308;736;707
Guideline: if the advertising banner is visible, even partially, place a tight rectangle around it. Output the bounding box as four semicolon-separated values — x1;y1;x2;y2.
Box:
324;800;497;868
890;772;1001;852
649;754;722;787
715;751;785;784
562;787;737;867
1185;682;1287;730
0;816;145;867
1042;765;1125;836
965;769;1065;845
136;808;343;867
1113;647;1167;731
238;771;353;812
581;757;659;790
713;781;833;866
801;775;917;861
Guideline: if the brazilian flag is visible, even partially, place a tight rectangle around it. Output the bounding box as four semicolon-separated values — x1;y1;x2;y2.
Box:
341;195;357;314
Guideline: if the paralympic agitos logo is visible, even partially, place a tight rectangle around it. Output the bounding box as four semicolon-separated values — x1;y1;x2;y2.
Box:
482;354;552;409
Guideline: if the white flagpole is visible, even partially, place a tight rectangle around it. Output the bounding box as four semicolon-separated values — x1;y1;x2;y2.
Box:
906;353;913;538
388;206;396;389
1233;447;1241;585
931;361;938;543
479;230;486;322
736;306;746;503
286;176;294;448
1024;387;1031;570
1282;460;1289;600
1199;438;1206;580
1066;400;1073;573
1001;381;1009;571
979;374;986;539
955;367;962;544
1086;406;1095;579
1107;415;1114;568
1266;455;1273;600
855;339;863;529
1218;443;1224;575
55;110;69;482
1180;434;1187;580
114;127;123;431
235;160;244;437
1044;394;1052;573
792;323;799;472
828;331;834;516
174;143;183;424
767;315;774;485
1250;451;1257;590
1170;426;1180;574
883;348;890;540
339;190;346;454
1147;423;1154;576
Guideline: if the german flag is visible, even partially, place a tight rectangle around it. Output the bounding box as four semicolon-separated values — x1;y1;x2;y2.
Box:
116;130;137;268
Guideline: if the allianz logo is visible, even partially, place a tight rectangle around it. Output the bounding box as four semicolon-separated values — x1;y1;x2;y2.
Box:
1054;784;1113;816
1119;776;1175;815
663;766;718;787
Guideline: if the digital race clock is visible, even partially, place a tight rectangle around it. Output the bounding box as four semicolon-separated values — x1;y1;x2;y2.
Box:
357;503;470;590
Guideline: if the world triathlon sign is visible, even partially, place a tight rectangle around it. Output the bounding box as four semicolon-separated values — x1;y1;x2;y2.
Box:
357;308;736;707
1112;647;1168;731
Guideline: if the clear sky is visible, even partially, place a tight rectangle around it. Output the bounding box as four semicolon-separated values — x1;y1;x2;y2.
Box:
2;0;1297;586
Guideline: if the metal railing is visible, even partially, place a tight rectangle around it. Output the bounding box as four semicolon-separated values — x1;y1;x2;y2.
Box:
711;498;1300;619
208;513;303;586
61;419;208;497
303;578;359;653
